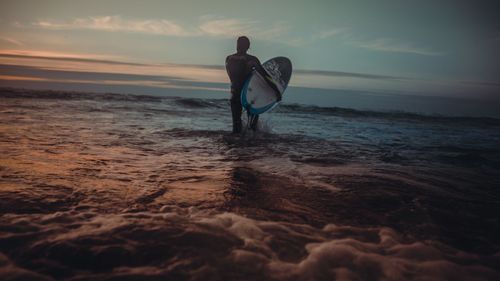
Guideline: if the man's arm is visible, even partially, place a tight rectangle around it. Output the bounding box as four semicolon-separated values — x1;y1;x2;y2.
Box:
225;55;231;77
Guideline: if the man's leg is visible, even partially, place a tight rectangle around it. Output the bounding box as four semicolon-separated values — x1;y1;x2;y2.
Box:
250;114;259;131
230;92;242;133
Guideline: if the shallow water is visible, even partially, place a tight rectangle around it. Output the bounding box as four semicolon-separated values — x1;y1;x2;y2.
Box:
1;88;500;280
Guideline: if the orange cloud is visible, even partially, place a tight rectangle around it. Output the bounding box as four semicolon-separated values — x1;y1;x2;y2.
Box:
0;49;120;60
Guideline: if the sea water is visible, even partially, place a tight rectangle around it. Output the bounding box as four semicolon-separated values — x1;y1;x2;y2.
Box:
1;89;499;280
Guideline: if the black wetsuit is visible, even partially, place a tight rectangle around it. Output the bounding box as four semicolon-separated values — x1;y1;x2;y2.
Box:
225;52;264;133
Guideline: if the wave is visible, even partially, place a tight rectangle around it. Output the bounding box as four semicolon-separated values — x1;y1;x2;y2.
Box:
2;87;499;125
278;103;500;126
174;97;225;109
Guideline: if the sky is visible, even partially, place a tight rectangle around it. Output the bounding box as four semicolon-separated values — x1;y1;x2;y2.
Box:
1;0;500;108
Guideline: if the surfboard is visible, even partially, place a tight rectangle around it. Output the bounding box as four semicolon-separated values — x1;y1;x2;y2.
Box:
241;57;292;115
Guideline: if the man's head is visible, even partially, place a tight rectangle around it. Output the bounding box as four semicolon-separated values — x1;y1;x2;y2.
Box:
237;36;250;53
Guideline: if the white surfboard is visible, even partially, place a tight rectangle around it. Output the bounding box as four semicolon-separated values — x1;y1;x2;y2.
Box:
241;57;292;115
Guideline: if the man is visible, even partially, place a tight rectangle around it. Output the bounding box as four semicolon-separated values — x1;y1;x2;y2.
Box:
225;36;280;134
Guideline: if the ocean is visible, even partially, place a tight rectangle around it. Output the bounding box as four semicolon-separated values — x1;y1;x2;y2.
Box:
1;88;499;280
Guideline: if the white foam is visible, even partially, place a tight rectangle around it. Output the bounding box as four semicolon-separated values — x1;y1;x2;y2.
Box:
0;253;54;281
1;209;498;281
190;212;499;281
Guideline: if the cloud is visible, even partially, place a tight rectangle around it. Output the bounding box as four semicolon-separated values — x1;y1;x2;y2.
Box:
0;49;127;64
353;38;443;56
0;50;230;84
0;37;24;47
460;80;500;87
199;18;258;37
314;28;345;39
30;15;290;41
199;17;293;46
295;69;409;80
33;16;192;37
1;50;409;81
0;63;228;93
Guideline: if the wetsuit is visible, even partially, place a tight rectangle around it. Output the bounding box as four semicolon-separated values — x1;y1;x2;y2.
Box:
225;52;264;133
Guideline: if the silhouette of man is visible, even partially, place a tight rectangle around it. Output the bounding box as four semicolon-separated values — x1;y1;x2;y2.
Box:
225;36;280;134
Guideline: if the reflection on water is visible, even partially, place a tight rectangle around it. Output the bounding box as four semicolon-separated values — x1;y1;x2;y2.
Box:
1;89;500;280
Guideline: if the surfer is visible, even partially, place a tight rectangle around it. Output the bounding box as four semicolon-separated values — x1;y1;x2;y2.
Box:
225;36;281;134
